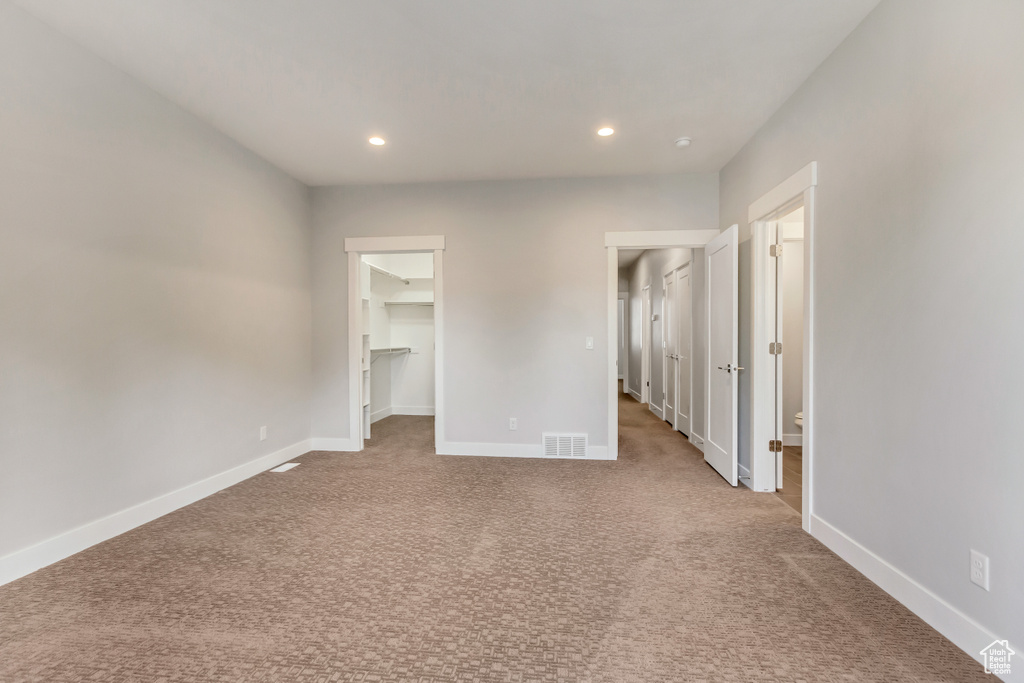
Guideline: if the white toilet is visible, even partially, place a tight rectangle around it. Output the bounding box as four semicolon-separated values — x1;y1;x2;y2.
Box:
794;411;803;428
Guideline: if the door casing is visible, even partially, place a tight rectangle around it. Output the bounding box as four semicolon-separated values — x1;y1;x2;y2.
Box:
748;162;817;531
604;230;719;461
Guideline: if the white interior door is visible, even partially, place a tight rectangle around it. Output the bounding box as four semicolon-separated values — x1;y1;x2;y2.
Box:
676;265;692;437
663;273;676;426
705;225;739;486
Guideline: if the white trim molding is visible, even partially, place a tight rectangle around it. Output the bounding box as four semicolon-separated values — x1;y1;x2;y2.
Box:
345;235;445;253
437;441;612;460
782;433;803;447
748;162;818;224
810;514;1017;679
392;406;435;416
0;439;314;587
309;437;359;452
605;229;719;248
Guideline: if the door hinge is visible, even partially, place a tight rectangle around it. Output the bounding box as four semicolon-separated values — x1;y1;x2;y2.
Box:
769;342;782;355
770;244;782;257
769;439;782;452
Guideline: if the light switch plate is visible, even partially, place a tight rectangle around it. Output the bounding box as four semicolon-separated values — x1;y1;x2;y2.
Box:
586;336;594;350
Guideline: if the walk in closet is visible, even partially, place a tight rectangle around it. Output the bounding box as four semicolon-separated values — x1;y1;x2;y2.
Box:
359;253;435;439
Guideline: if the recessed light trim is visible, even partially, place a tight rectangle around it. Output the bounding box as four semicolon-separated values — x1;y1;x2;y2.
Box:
597;127;615;137
368;136;386;146
674;137;692;148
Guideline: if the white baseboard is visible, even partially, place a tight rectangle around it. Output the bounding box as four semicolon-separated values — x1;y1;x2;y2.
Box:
810;514;1018;681
370;407;393;424
392;405;435;416
650;404;664;420
437;441;611;460
0;439;313;587
618;374;624;380
783;433;803;447
627;388;642;402
309;437;359;452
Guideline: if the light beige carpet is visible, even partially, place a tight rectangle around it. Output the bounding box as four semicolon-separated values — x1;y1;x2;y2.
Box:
0;393;986;681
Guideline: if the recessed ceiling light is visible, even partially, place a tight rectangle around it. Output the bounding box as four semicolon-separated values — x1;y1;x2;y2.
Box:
597;127;615;137
674;137;692;148
368;136;386;146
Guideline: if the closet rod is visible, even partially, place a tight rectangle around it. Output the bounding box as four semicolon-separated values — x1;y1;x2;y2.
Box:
367;263;409;285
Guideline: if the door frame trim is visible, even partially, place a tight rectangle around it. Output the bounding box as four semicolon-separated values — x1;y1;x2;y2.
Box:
605;230;718;460
617;292;629;391
748;162;817;531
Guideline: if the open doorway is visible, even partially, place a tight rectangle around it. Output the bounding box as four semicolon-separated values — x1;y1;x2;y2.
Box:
360;253;435;440
768;206;805;513
747;162;816;529
607;230;719;461
620;249;691;430
345;235;446;453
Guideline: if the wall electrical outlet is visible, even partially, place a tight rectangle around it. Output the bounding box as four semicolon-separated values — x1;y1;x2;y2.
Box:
509;418;517;431
970;550;990;591
260;426;267;441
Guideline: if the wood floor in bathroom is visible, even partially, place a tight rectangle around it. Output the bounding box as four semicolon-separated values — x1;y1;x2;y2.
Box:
776;446;803;513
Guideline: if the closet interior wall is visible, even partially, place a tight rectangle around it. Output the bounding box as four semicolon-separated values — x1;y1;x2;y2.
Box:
364;253;435;426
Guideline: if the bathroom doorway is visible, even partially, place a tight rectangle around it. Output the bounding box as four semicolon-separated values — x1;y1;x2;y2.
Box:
772;205;805;512
747;162;817;529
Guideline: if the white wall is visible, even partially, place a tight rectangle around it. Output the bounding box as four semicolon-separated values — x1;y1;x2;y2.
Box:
311;174;718;453
0;5;312;562
389;304;435;414
720;0;1023;659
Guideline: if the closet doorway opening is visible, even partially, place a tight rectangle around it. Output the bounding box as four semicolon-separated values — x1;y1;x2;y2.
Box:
345;235;446;453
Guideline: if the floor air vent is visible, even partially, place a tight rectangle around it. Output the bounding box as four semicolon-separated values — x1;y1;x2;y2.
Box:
543;434;587;458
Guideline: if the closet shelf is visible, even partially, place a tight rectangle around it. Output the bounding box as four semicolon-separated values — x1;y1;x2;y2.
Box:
370;347;411;364
384;301;433;307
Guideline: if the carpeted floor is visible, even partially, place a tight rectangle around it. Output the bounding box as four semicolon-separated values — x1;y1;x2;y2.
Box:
0;393;987;682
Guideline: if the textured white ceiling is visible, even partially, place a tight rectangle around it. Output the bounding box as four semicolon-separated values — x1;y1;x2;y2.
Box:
14;0;879;186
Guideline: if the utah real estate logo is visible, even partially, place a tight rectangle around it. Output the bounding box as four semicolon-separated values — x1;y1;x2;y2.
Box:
980;640;1014;676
